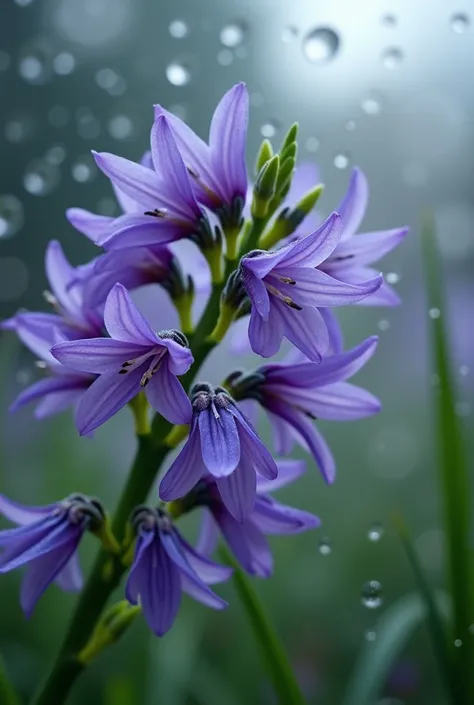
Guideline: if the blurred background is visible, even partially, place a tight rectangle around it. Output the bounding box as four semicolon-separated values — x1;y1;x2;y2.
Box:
0;0;473;703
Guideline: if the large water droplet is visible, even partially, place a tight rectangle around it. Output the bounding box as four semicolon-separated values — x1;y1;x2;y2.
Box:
18;40;52;84
334;153;349;169
382;47;403;69
368;523;384;542
0;195;24;240
451;13;470;34
386;272;400;284
169;19;189;39
454;639;463;648
166;62;191;86
303;27;340;64
23;160;59;196
318;537;331;555
361;580;383;609
0;257;28;301
53;51;76;75
377;319;390;331
220;22;246;47
429;307;441;319
108;114;133;140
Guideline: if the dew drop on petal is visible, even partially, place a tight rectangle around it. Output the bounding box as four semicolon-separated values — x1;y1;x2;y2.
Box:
305;136;320;152
303;27;340;64
166;62;191;86
429;307;441;319
451;13;470;34
169;19;189;39
282;26;299;43
361;580;383;609
334;153;349;169
217;49;233;66
368;523;384;541
23;160;60;196
220;22;246;48
0;195;24;240
0;257;28;301
108;114;133;140
318;537;331;555
381;47;404;69
260;120;279;138
71;155;96;183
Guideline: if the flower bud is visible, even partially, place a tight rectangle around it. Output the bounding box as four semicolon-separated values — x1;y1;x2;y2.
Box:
251;155;280;218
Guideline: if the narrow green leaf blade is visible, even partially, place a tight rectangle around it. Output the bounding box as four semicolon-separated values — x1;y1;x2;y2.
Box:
0;654;21;705
221;547;307;705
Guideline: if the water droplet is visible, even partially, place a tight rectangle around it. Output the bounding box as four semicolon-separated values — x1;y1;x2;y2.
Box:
23;160;60;196
382;47;403;69
48;105;69;128
454;639;463;648
169;19;189;39
4;117;31;143
282;26;298;43
362;97;381;115
451;13;470;34
0;257;28;301
220;22;246;48
18;40;52;84
429;308;441;319
72;155;96;183
459;365;469;377
368;523;384;541
345;119;356;131
45;145;66;166
76;107;100;140
361;580;383;609
53;51;76;75
334;153;349;169
260;121;279;138
95;67;126;95
381;14;397;27
303;27;340;64
386;272;400;284
166;62;190;86
217;49;233;66
318;537;331;555
0;195;24;240
53;0;133;48
0;51;11;72
377;319;390;331
364;629;377;642
305;136;320;153
108;114;133;140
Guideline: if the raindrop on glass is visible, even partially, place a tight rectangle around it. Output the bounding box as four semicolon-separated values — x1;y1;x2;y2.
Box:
386;272;400;284
169;19;189;39
361;580;383;609
364;629;377;642
429;308;441;319
0;51;10;72
303;27;340;64
220;22;246;48
305;136;320;153
345;119;356;131
0;195;24;240
451;13;470;34
282;26;298;43
318;538;331;555
334;153;349;169
454;639;463;648
217;49;233;66
53;51;76;75
382;47;403;69
45;145;66;166
381;14;397;27
362;97;381;115
48;105;69;128
260;121;279;138
108;114;133;140
368;523;384;542
18;40;52;84
378;319;390;331
166;62;191;87
23;160;60;196
71;155;96;183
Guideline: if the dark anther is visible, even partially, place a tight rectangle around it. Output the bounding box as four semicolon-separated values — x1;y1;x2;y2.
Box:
144;208;167;218
158;329;189;348
284;298;303;311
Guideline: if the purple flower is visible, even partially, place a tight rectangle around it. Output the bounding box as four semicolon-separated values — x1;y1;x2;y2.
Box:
51;284;193;435
126;506;231;636
229;336;381;483
154;83;248;223
196;459;320;578
85;117;210;251
159;383;278;522
0;493;100;616
239;213;383;361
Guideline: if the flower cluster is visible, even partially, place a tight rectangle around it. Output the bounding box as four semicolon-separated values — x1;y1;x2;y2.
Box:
1;83;407;638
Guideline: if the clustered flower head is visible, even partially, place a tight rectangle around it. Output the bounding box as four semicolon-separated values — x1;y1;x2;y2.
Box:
0;82;408;638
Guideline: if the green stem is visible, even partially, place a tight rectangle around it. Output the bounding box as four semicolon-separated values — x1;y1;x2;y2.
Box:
0;654;20;705
239;216;268;256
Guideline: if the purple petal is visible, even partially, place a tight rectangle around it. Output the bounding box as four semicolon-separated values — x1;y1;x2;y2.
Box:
157;336;193;376
104;283;157;345
55;552;83;592
196;510;220;557
0;519;81;573
276;212;342;269
51;338;149;374
302;381;381;420
159;421;205;500
234;414;278;480
276;267;383;308
285;162;321;205
268;411;298;455
228;315;252;355
248;305;285;358
66;208;114;244
337;167;369;241
216;457;257;522
10;376;82;413
328;226;409;269
241;268;270;320
252;496;320;535
1;312;61;363
174;532;232;584
45;241;83;321
0;496;54;526
256;458;306;494
272;299;329;362
125;530;154;604
20;541;79;617
216;511;273;577
209;83;249;204
102;215;184;251
34;388;86;419
320;308;344;354
145;364;192;425
75;368;142;435
92;151;162;210
198;407;240;477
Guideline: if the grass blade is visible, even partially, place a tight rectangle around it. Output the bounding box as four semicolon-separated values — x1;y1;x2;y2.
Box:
221;547;307;705
422;213;474;702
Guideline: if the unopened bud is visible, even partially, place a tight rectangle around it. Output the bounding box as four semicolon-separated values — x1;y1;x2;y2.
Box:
280;122;299;153
252;155;280;218
255;139;274;174
78;601;141;665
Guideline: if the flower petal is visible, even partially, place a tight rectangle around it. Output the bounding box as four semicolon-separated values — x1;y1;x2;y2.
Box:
272;299;329;362
75;368;142;435
198;407;240;477
233;413;278;480
241;268;270;320
301;381;381;420
66;208;114;244
1;312;61;363
252;496;320;535
102;214;184;251
0;495;55;526
0;519;81;573
145;364;192;425
175;532;232;584
92;151;162;210
51;338;148;374
216;456;257;522
216;511;272;577
104;283;157;345
337;167;369;241
328;226;409;269
278;267;383;307
276;212;342;269
256;458;307;494
159;421;205;500
196;509;220;557
34;388;86;419
54;552;83;592
248;305;285;358
20;541;79;617
45;241;83;321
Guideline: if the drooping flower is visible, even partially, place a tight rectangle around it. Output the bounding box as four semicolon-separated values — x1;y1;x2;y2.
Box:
239;213;382;361
126;505;231;636
159;383;278;522
227;336;381;483
51;284;193;435
195;459;320;577
154;83;249;227
85;116;211;251
0;493;101;616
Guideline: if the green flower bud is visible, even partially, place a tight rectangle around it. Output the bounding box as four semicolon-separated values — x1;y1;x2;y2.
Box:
78;601;141;665
251;155;280;218
255;139;274;174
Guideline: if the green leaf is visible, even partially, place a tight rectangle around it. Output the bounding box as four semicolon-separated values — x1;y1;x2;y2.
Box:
221;547;307;705
343;592;449;705
422;213;474;702
0;654;21;705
